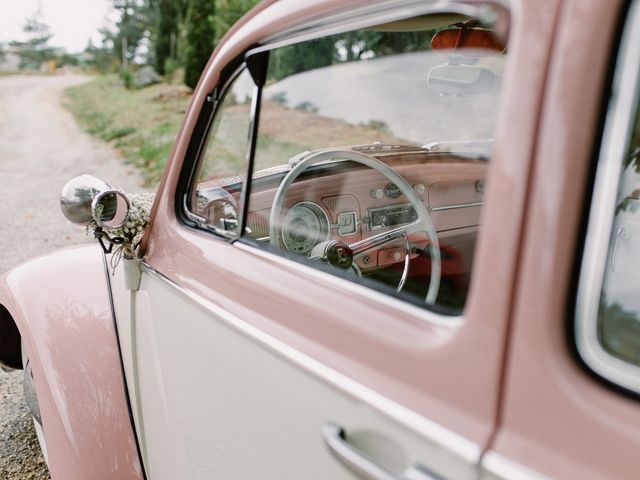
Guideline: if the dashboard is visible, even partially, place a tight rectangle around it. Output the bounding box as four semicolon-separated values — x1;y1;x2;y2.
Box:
192;149;487;308
244;151;487;271
195;152;486;242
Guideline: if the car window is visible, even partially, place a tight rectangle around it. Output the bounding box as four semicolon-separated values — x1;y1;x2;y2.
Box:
576;0;640;394
598;104;640;365
243;18;508;313
189;68;255;236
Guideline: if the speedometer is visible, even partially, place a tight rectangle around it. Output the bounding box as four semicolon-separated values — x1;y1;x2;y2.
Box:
281;202;330;254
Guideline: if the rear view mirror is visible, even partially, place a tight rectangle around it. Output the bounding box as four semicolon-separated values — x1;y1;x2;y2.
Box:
427;64;495;96
431;27;505;54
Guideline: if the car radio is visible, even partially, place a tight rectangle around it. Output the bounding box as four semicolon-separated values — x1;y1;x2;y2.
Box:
367;203;418;230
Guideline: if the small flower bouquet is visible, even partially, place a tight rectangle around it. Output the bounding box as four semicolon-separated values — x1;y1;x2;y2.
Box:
86;192;155;265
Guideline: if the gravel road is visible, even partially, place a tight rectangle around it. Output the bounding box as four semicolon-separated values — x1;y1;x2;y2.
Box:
0;74;150;479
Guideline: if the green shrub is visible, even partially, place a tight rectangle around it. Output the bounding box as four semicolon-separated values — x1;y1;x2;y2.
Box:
119;66;134;89
164;57;180;83
155;0;179;75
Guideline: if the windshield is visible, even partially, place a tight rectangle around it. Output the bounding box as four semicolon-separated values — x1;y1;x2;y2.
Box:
244;22;506;172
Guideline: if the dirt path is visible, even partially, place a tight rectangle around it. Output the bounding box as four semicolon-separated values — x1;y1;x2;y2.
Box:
0;74;150;479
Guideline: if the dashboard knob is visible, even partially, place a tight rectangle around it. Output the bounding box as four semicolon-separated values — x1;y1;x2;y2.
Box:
413;183;425;194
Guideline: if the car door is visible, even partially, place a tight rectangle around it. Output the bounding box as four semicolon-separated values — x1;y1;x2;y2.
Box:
480;0;640;478
108;1;559;479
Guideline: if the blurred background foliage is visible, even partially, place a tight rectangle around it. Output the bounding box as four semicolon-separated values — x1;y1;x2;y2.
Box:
2;1;435;89
1;0;262;88
268;31;431;82
0;1;439;185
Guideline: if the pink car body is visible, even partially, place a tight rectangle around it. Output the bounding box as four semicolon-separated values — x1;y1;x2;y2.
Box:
2;0;640;479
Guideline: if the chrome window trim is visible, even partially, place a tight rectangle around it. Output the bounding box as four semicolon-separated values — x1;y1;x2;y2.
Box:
183;63;250;241
575;0;640;393
140;261;480;468
235;240;463;328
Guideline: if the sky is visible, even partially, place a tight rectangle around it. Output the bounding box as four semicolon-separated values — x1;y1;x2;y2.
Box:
0;0;111;53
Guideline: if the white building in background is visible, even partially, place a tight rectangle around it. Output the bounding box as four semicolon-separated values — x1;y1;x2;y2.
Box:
0;46;21;72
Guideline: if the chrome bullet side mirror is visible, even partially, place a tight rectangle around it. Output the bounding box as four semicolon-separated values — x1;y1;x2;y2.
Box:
60;175;130;228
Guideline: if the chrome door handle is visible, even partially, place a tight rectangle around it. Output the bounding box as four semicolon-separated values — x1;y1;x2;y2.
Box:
321;423;444;480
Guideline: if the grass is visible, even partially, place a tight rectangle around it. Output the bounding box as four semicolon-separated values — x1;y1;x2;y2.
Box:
64;75;191;185
0;71;52;77
64;75;409;186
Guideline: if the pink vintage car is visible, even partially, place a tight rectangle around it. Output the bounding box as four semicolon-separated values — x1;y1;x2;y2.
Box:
1;0;640;478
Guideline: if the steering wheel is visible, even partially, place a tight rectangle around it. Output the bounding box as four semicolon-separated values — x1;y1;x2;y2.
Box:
269;149;441;304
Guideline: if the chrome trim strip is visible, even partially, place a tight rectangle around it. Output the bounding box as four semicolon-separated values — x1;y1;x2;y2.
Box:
575;0;640;393
101;253;149;479
480;451;550;480
235;240;463;328
140;262;480;467
430;201;484;212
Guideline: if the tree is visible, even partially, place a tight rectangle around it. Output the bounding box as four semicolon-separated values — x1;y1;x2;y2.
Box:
214;0;260;43
154;0;180;74
9;8;56;70
267;30;431;82
83;39;118;72
102;0;151;66
340;31;431;60
269;38;337;82
184;0;215;89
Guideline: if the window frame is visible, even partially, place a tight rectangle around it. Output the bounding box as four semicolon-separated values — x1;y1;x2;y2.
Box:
176;0;509;320
176;58;254;241
575;0;640;394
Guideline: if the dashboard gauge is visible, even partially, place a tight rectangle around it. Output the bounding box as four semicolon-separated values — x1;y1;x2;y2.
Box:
281;202;330;254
